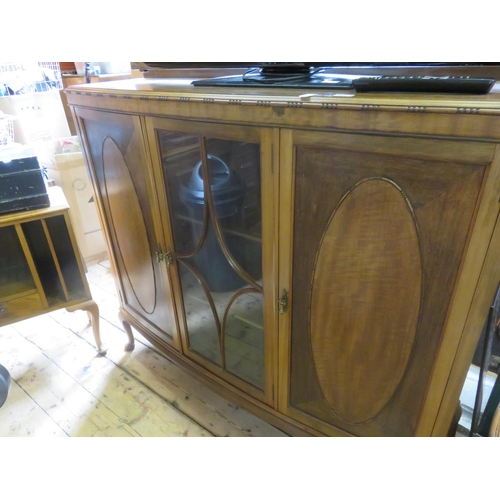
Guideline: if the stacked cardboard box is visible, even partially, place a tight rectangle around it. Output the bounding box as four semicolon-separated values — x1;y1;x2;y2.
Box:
0;91;70;145
40;137;108;265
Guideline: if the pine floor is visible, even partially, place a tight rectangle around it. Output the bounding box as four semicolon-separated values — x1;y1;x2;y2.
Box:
0;260;287;437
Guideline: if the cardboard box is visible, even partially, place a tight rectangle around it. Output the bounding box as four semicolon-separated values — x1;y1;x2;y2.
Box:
46;150;107;265
0;90;70;145
0;113;14;146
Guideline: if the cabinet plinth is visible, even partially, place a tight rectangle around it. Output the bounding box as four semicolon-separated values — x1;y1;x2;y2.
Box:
67;78;500;436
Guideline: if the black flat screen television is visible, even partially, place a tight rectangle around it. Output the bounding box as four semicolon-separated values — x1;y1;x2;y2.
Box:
135;62;500;75
132;62;500;92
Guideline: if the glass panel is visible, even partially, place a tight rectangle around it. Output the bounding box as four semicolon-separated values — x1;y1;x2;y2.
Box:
179;261;221;366
224;292;264;390
159;129;265;389
158;130;202;256
205;138;262;283
0;225;35;299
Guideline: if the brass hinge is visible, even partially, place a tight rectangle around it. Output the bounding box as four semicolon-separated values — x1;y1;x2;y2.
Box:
156;245;173;267
165;248;173;268
156;244;164;263
278;289;288;315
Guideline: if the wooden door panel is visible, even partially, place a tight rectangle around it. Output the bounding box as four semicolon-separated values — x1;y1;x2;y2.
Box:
288;141;486;436
101;137;156;314
76;109;178;347
311;178;422;424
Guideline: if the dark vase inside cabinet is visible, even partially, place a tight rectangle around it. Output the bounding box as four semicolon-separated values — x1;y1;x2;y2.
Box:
145;118;277;405
74;109;179;350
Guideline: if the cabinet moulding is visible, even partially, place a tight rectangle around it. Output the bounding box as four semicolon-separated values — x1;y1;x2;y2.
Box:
65;89;500;116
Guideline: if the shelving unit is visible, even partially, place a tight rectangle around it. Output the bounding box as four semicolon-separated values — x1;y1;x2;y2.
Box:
0;187;111;354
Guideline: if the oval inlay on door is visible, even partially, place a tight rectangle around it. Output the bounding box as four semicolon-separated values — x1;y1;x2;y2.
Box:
102;137;156;314
310;178;422;424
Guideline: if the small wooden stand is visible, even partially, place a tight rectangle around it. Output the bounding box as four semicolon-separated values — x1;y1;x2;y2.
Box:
0;187;127;354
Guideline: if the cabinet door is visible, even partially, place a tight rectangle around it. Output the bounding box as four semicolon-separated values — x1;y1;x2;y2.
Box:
279;129;496;436
146;118;277;405
74;108;179;349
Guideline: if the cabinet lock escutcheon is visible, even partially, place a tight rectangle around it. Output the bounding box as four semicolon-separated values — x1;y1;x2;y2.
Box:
0;304;7;314
278;289;288;315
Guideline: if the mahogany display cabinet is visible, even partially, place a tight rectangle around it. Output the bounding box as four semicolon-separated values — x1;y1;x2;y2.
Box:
66;76;500;436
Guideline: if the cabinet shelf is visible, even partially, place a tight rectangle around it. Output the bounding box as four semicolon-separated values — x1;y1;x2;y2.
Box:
0;283;38;303
175;213;262;244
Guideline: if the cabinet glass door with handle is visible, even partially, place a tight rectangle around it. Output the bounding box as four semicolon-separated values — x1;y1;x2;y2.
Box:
147;118;277;405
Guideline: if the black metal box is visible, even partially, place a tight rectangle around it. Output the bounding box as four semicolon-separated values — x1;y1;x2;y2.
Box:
0;156;50;214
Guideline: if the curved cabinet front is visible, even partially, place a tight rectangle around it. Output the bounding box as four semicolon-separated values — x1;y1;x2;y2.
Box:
74;108;178;349
284;130;487;436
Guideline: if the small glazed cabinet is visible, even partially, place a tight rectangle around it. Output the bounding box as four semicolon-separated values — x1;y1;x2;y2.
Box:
67;77;500;436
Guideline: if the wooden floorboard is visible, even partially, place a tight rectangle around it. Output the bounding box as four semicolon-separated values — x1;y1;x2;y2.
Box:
0;261;287;437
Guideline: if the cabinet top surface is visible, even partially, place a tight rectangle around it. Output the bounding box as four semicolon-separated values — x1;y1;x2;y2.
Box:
65;77;500;110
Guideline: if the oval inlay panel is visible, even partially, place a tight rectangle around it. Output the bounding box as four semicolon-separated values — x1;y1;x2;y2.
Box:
102;137;155;314
310;178;421;424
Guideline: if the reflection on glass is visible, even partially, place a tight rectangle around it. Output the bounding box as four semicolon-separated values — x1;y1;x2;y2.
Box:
159;130;265;389
224;292;264;390
179;262;221;366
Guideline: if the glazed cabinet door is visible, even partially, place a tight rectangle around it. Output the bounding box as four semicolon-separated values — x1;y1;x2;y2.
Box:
73;108;179;349
279;129;498;436
145;118;277;405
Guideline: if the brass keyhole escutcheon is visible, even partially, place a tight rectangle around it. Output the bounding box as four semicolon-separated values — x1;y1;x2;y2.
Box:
278;289;288;315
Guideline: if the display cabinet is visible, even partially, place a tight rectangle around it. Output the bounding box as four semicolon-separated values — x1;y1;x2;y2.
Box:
67;77;500;436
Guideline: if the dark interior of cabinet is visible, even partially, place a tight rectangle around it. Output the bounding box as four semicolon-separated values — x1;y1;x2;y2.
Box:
21;216;85;306
0;225;36;298
22;219;64;306
45;216;86;301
